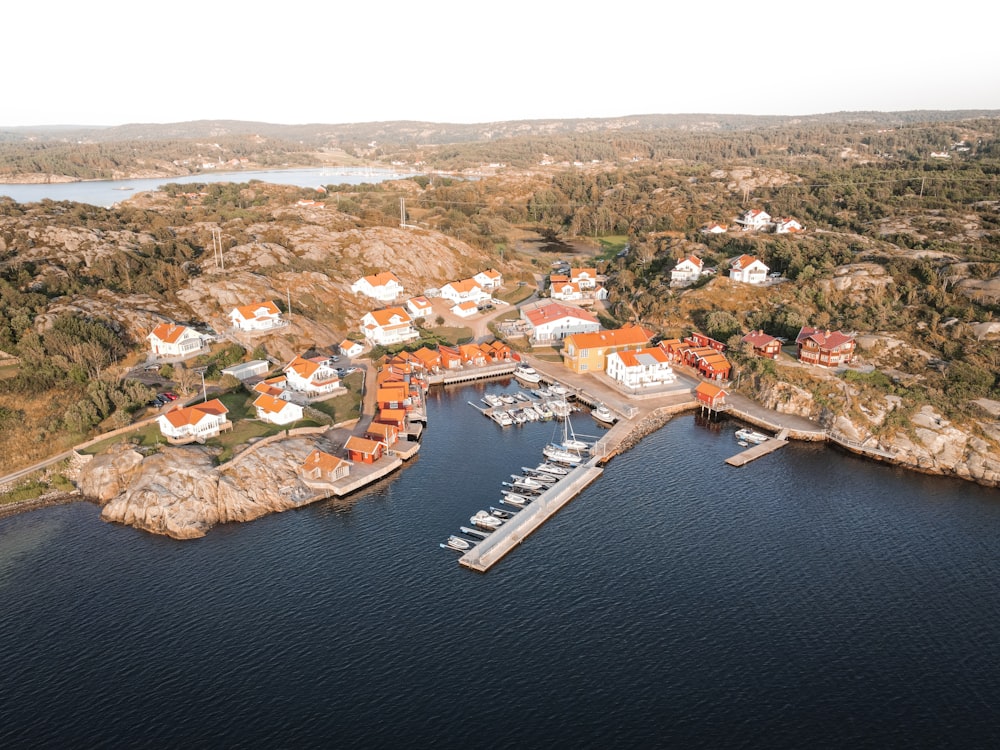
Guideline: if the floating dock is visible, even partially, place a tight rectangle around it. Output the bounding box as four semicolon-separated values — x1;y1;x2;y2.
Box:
458;460;603;572
725;433;789;466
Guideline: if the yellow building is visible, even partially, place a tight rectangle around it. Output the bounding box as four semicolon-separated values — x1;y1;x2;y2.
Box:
562;325;653;374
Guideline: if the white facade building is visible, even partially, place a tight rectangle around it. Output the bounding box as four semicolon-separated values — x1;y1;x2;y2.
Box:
606;347;677;388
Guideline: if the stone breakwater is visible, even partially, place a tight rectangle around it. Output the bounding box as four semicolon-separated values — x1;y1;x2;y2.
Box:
597;406;683;463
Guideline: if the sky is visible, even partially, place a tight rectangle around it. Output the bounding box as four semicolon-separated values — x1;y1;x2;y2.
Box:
4;1;999;128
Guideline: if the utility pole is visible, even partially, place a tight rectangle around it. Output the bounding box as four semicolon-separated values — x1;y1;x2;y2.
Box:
287;287;292;321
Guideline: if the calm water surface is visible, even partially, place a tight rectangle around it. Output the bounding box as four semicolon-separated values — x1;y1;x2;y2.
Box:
0;167;418;207
1;381;999;749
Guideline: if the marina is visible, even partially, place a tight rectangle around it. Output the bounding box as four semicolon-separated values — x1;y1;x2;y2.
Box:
726;429;790;466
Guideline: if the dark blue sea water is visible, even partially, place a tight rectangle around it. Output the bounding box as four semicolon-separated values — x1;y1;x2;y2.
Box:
2;381;999;749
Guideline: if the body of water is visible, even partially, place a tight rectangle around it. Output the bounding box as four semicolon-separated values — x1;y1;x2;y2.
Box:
0;167;418;208
2;380;999;748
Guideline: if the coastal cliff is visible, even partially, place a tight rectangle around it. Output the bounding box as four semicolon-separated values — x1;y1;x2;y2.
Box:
78;439;327;539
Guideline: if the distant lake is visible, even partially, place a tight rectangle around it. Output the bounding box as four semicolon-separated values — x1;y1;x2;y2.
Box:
0;167;419;208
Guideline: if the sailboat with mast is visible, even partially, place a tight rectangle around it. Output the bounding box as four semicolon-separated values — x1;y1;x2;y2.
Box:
542;414;589;465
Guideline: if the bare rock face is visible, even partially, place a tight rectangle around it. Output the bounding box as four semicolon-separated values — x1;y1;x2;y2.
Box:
84;438;324;539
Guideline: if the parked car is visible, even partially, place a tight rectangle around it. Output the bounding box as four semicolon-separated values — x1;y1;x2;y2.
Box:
162;392;178;401
153;395;169;406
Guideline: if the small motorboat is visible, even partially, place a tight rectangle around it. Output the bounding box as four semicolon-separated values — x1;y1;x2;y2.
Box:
471;510;503;530
520;467;557;483
445;535;472;551
482;394;503;408
534;387;552;398
549;399;572;418
521;407;539;422
501;493;531;508
514;391;531;402
502;481;544;494
510;410;526;425
533;403;553;420
548;383;569;396
735;428;770;444
591;404;616;425
491;411;513;427
500;394;517;404
489;507;514;519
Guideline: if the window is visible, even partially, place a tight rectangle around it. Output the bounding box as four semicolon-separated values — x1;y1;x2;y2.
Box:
580;349;589;357
580;364;588;371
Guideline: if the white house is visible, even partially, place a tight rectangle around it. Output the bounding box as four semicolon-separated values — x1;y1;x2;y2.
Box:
229;300;284;331
157;399;230;444
440;278;491;305
451;300;479;318
300;449;351;484
571;268;598;290
361;307;419;346
283;355;342;395
406;296;434;319
473;269;503;290
521;300;600;342
700;222;728;234
729;254;770;284
252;392;304;425
606;347;677;388
350;272;404;302
146;323;206;358
670;256;704;285
550;281;583;301
735;209;771;231
774;217;804;234
339;339;364;358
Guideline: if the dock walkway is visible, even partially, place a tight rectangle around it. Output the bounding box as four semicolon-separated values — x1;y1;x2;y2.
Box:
725;436;789;466
458;460;603;572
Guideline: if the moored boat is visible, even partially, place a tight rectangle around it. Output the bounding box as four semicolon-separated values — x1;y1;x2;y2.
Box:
514;365;542;384
501;492;531;507
471;510;503;530
591;404;616;425
445;535;472;551
735;428;770;444
542;444;583;465
534;462;569;476
520;467;557;483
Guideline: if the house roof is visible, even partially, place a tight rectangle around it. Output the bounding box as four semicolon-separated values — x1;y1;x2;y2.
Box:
796;327;855;349
340;339;360;350
285;355;323;379
571;267;597;279
367;307;412;327
677;255;703;269
456;300;479;311
695;382;728;399
616;346;671;367
149;323;195;343
444;278;483;295
301;449;349;474
366;422;397;438
730;254;762;270
345;436;383;454
378;407;407;421
253;392;296;415
742;330;778;347
361;271;402;287
566;325;652;351
162;399;228;428
232;300;280;320
523;301;599;327
408;295;431;308
477;269;502;280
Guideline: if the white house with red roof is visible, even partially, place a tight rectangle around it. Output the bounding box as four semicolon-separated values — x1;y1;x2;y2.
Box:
350;271;404;302
775;217;804;234
361;307;419;346
451;300;480;318
406;296;434;319
157;399;230;444
146;323;206;358
570;268;598;290
300;449;351;484
550;280;583;301
252;392;304;425
735;209;772;231
473;269;503;290
283;355;342;395
606;346;677;388
229;300;284;331
339;339;364;358
440;278;491;305
729;255;770;284
670;256;704;285
520;300;600;343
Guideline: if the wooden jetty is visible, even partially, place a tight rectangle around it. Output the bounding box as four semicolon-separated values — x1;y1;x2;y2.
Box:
725;430;789;466
458;460;603;573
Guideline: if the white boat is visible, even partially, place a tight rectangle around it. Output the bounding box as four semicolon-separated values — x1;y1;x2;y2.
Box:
542;444;583;465
510;410;526;424
489;507;515;519
445;535;472;551
549;399;572;418
501;492;531;507
591;404;616;425
520;467;557;483
500;394;517;404
471;510;503;530
548;383;569;396
491;411;513;427
534;462;569;476
533;403;553;420
514;391;531;402
521;407;539;422
514;365;542;384
735;428;770;444
534;387;552;398
510;475;546;490
482;394;503;408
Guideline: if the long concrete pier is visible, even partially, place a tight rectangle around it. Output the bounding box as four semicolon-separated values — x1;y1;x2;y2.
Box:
458;460;604;572
725;434;789;466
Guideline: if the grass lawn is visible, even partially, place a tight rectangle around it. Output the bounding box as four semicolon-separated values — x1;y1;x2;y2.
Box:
595;235;629;260
78;423;164;455
309;372;363;424
496;284;536;305
426;325;475;345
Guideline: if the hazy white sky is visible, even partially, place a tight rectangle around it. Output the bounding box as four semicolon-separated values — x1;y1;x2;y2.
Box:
4;1;998;127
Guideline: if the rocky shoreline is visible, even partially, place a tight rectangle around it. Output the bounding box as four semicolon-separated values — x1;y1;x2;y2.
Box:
0;490;91;520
